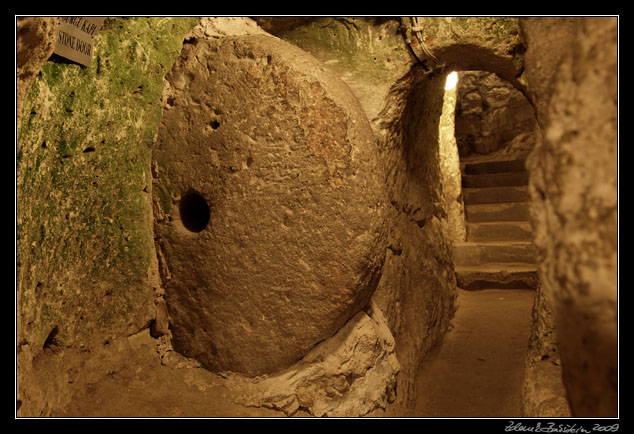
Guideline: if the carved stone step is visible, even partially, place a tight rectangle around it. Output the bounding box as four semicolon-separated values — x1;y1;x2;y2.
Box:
454;242;537;267
467;221;533;242
463;186;530;205
462;171;529;188
465;202;531;223
455;263;539;290
463;158;527;175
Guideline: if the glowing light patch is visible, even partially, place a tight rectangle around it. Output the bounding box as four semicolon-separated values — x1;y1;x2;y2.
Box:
445;71;458;90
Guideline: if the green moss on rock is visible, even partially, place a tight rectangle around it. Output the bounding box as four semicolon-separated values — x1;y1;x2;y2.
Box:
279;17;410;86
16;17;200;349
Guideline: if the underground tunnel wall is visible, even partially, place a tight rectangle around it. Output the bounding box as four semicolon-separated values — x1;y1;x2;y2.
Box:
16;16;618;418
16;16;201;416
520;16;618;418
16;16;528;415
454;70;536;158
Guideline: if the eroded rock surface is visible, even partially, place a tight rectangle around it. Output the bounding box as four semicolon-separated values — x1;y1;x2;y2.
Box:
521;16;618;417
224;302;399;417
16;17;58;131
455;71;536;156
16;17;202;416
153;32;388;376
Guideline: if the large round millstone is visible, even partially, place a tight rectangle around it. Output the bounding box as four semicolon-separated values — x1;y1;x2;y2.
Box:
152;34;388;376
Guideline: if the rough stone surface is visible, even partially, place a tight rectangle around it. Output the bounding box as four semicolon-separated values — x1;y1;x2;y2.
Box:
454;242;536;267
455;71;536;156
467;221;532;242
518;17;577;128
455;265;538;290
16;16;200;417
153;31;388;376
521;17;618;417
225;302;399;417
52;311;397;418
369;67;458;409
408;17;526;87
254;17;412;123
16;17;58;132
463;185;530;205
254;18;526;410
521;286;571;417
21;15;614;418
465;202;531;222
35;329;285;418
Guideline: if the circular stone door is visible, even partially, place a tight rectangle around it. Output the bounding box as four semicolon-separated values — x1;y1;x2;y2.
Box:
152;34;388;376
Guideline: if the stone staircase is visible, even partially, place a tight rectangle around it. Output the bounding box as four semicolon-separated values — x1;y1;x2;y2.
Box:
454;158;539;290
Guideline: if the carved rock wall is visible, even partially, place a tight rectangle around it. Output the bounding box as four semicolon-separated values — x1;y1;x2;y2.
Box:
16;17;58;131
455;70;536;157
263;16;525;410
370;67;458;408
16;17;201;416
521;16;618;417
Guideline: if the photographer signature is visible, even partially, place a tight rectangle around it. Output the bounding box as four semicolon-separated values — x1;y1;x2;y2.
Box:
505;421;619;433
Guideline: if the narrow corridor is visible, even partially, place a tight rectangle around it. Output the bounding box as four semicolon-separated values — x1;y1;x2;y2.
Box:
411;288;534;417
408;155;537;417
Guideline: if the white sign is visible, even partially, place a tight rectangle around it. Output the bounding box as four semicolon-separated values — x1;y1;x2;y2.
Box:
53;17;105;66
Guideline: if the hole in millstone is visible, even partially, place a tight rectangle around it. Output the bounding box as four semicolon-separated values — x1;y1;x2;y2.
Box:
209;119;220;130
179;191;211;233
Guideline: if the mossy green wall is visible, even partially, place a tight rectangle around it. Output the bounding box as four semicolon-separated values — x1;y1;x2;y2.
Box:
17;17;200;352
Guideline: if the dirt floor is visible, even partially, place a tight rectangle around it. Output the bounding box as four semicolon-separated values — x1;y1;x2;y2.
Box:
403;288;535;417
55;343;286;418
52;288;534;418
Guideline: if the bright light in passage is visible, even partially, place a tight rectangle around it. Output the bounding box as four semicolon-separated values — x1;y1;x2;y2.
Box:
445;71;458;90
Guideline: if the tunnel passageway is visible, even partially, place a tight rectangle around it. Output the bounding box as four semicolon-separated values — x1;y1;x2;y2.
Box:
409;123;538;416
16;16;617;419
411;288;535;417
412;78;539;415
